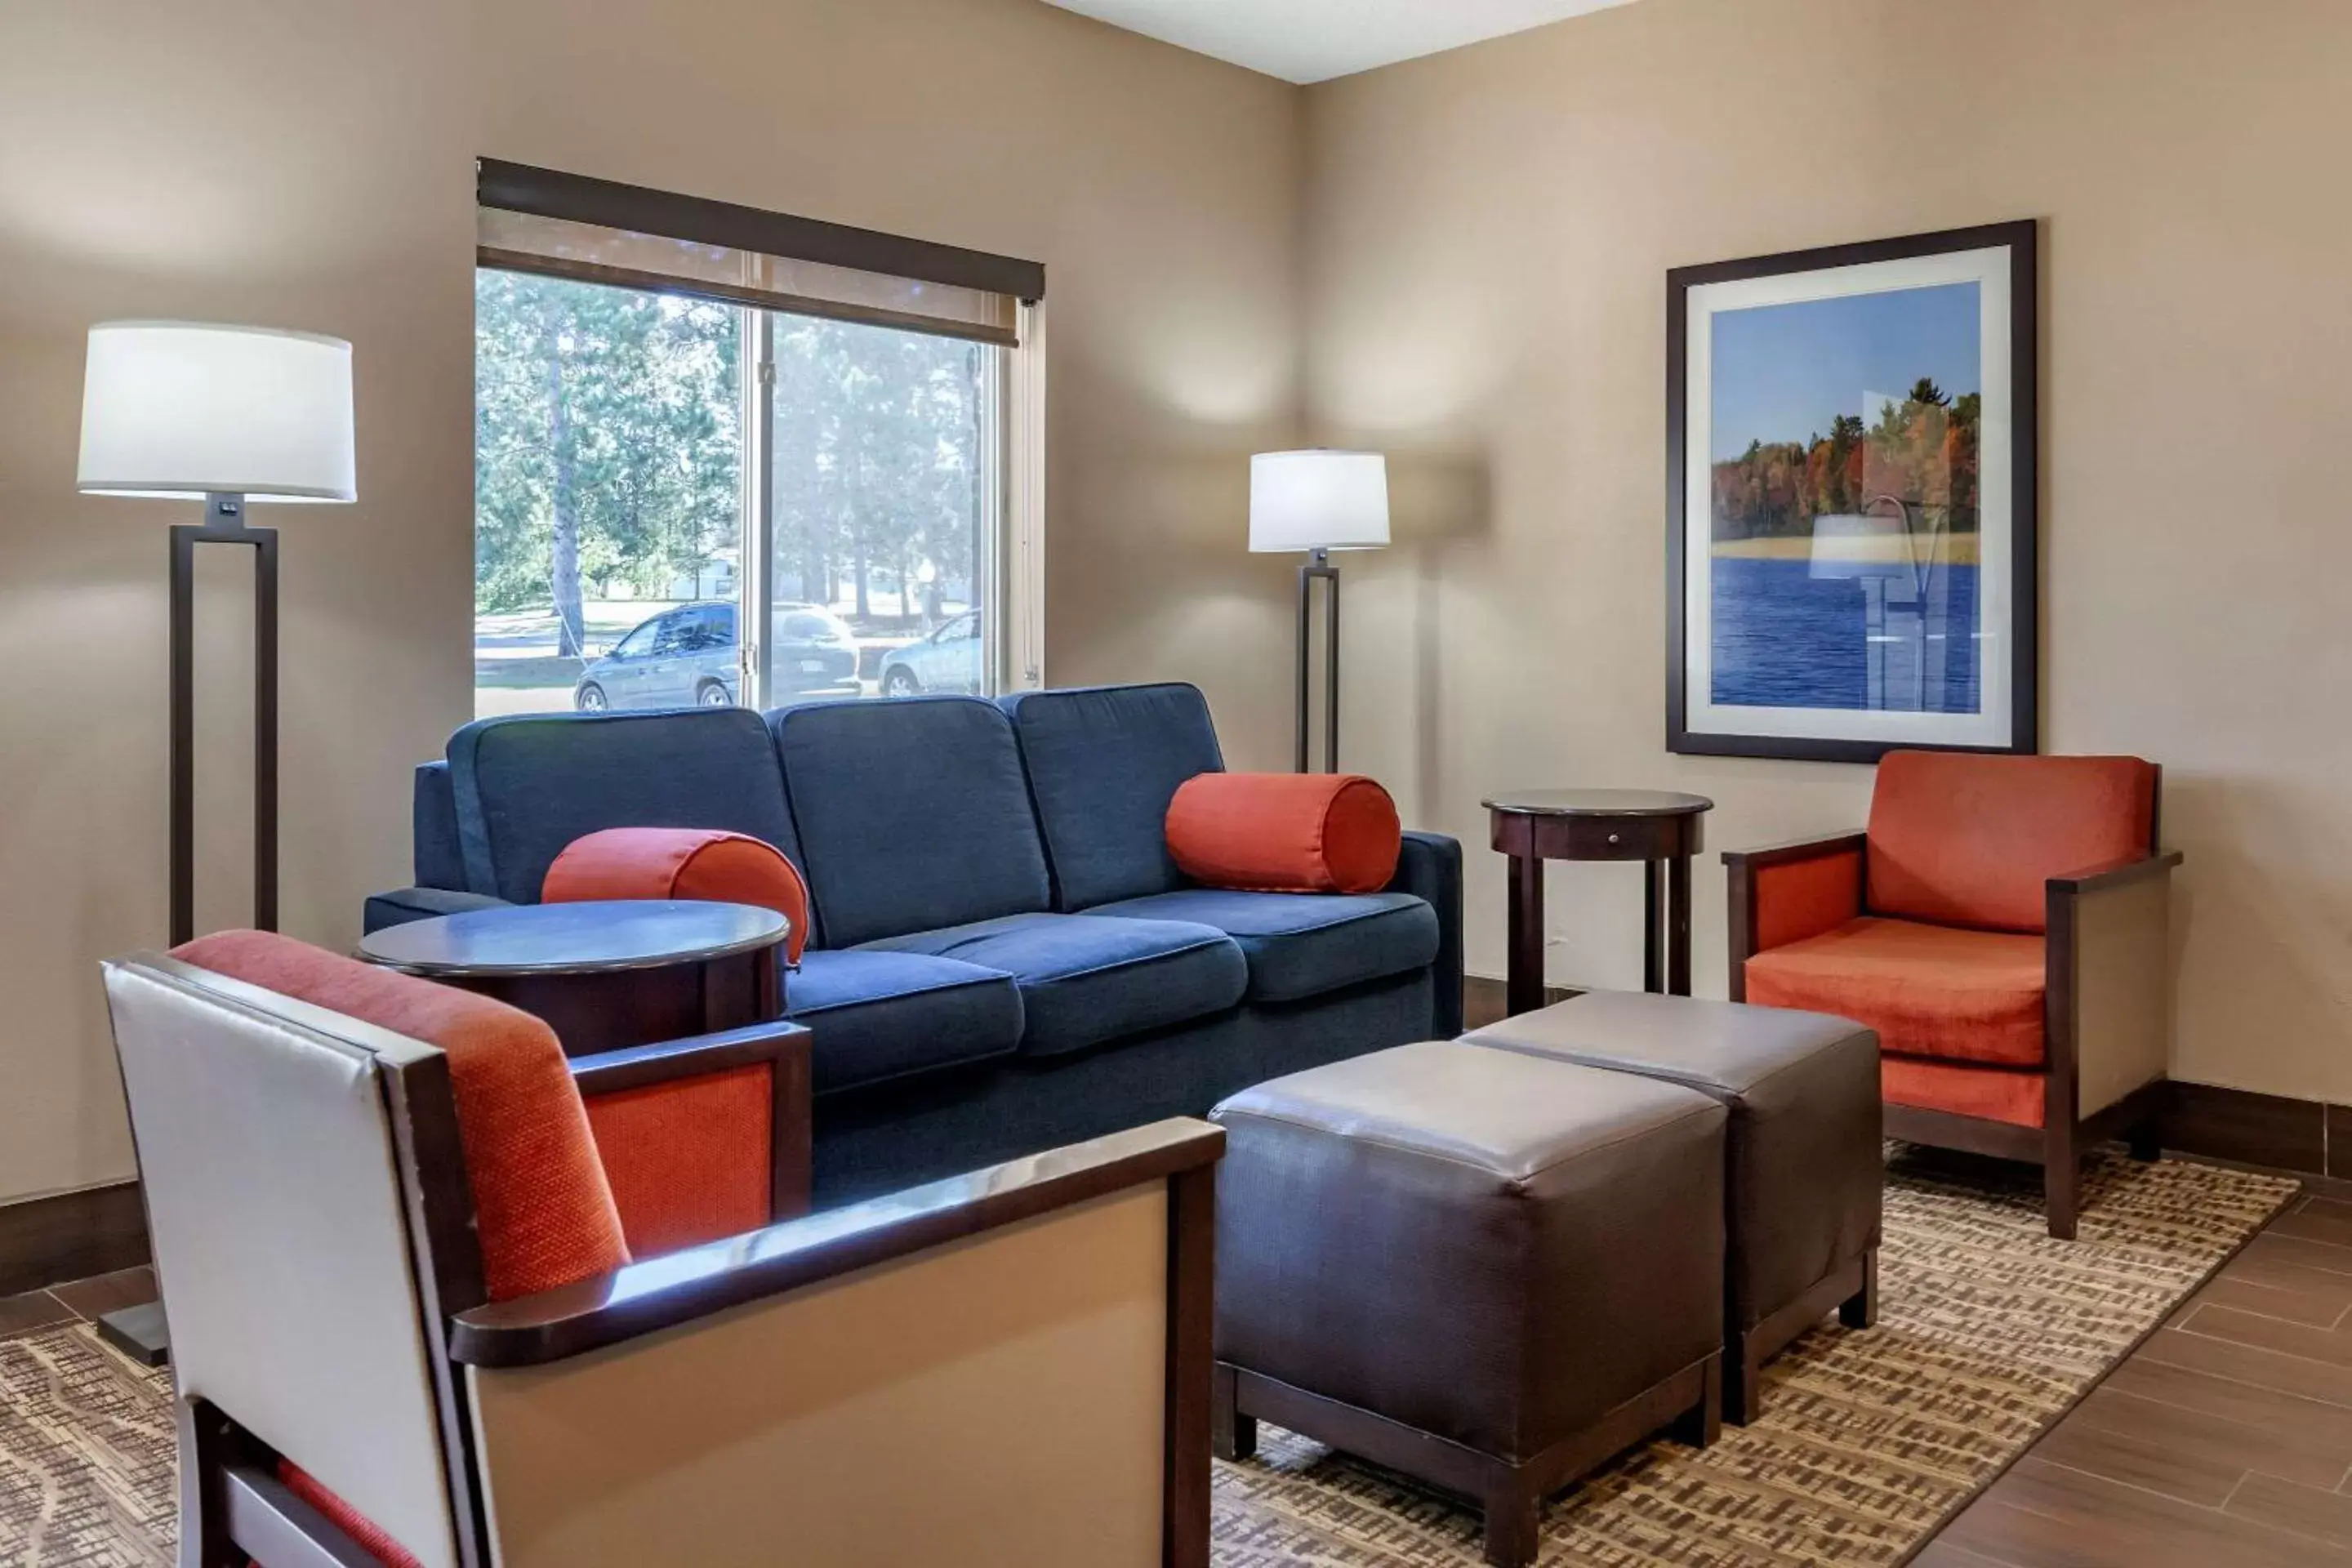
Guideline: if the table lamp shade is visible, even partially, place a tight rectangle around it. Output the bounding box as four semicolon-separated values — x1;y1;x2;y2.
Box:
78;322;356;501
1250;450;1388;553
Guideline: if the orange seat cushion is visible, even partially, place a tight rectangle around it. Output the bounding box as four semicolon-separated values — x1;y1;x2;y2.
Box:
1165;773;1401;894
544;826;809;964
583;1064;773;1255
1882;1055;2047;1129
1744;916;2047;1068
1867;751;2157;933
172;930;629;1303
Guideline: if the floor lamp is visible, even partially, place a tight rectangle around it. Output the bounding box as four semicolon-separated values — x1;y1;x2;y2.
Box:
76;320;356;1363
1250;451;1389;773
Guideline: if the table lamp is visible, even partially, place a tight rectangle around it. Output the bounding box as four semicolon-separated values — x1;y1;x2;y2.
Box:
1250;449;1388;772
78;321;356;947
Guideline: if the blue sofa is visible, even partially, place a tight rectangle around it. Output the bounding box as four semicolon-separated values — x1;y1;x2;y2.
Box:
368;682;1463;1205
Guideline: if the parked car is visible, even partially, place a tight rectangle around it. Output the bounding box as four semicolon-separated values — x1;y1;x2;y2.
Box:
573;600;858;711
877;608;984;696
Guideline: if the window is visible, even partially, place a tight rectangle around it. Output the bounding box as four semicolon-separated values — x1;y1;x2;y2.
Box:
473;161;1043;719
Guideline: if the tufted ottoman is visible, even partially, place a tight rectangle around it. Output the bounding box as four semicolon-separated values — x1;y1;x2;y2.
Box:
1465;990;1882;1423
1210;1040;1726;1567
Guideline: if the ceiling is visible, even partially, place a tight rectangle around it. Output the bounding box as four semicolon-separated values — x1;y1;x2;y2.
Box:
1041;0;1642;85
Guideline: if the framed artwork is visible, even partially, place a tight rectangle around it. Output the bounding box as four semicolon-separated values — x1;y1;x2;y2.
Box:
1667;220;2038;763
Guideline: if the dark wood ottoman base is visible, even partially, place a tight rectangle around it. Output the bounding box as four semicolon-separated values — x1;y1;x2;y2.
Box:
1214;1356;1722;1568
1465;991;1884;1424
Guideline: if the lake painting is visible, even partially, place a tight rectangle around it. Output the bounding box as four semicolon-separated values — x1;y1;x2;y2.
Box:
1668;221;2037;763
1708;282;1982;713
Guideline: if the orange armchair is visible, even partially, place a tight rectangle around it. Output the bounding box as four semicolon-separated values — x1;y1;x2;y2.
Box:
1724;751;2178;1239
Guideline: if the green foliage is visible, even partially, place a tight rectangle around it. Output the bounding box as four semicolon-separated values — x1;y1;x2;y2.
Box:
476;269;988;645
1710;384;1980;541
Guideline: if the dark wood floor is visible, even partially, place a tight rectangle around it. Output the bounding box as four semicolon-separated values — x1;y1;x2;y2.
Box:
1919;1187;2352;1566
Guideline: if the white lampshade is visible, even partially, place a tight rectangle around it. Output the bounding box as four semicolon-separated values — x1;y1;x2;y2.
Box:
1249;450;1389;553
78;322;356;502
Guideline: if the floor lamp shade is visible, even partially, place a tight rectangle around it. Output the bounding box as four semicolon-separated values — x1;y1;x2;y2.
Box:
78;322;356;501
1249;451;1388;773
1249;450;1389;553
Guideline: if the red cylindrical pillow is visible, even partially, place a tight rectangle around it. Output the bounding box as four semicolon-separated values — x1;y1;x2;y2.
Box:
542;828;809;964
1165;773;1401;895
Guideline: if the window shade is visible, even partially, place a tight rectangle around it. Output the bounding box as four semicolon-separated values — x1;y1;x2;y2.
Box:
476;159;1040;348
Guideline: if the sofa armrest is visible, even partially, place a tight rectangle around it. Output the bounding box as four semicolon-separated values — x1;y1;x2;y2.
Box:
570;1021;814;1252
1389;831;1463;1036
1722;832;1867;998
2048;851;2181;1121
449;1116;1223;1365
361;885;511;934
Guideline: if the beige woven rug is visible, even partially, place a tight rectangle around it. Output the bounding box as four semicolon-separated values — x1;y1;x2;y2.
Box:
1213;1147;2296;1566
0;1149;2296;1567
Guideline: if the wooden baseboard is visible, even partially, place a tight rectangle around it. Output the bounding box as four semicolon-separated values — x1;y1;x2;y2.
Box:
0;1181;149;1298
2163;1082;2338;1177
1460;975;1580;1032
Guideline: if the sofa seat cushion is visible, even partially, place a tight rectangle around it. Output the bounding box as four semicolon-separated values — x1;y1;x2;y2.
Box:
1089;889;1438;1004
786;950;1025;1096
859;913;1246;1058
1744;916;2046;1068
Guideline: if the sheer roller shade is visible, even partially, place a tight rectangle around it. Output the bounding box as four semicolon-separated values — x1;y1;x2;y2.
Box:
476;159;1040;348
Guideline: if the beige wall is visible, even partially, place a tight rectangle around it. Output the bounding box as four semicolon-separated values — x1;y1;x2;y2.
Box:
0;0;1302;1202
1303;0;2352;1100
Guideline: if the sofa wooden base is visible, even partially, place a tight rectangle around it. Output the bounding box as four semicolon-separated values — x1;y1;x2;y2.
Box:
1727;1246;1878;1426
1213;1356;1722;1568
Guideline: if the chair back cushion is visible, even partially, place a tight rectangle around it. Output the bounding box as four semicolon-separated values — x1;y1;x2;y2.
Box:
1165;773;1402;894
771;696;1052;948
447;709;804;911
543;826;810;964
1868;751;2158;933
999;683;1225;910
172;931;629;1302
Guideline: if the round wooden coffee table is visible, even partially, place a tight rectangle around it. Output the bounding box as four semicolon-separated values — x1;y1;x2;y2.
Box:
1482;790;1714;1015
358;899;791;1055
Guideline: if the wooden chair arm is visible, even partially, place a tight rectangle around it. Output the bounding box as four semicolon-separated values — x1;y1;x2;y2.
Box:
1720;831;1868;871
567;1019;809;1096
448;1118;1224;1368
2047;849;2183;896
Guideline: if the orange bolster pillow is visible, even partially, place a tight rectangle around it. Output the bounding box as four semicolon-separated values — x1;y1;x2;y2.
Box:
542;828;809;964
1165;773;1401;895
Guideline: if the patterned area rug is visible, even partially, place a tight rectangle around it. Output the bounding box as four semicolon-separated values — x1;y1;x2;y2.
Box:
0;1325;174;1566
1212;1148;2296;1566
0;1150;2296;1567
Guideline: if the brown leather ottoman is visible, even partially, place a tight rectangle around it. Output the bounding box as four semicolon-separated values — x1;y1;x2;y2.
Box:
1464;990;1882;1424
1210;1040;1726;1568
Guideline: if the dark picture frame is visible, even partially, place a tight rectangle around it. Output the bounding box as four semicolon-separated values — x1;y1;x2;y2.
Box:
1666;220;2038;764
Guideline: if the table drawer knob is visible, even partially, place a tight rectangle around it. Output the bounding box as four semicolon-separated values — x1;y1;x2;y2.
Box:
1606;832;1621;844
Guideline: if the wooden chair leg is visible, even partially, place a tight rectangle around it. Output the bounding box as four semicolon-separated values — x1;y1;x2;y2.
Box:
1481;1465;1543;1568
2044;1150;2080;1241
2128;1119;2163;1161
1721;1336;1762;1427
1839;1249;1879;1330
1210;1362;1255;1463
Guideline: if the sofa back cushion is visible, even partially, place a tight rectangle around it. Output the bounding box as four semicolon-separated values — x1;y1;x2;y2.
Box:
999;683;1224;910
1868;751;2158;933
772;695;1052;947
447;710;804;909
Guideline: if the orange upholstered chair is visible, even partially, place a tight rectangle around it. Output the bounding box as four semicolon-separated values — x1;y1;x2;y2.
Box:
106;934;1220;1568
1724;751;2178;1238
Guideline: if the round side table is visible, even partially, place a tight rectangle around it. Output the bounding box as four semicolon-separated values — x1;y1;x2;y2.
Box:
1481;790;1715;1016
358;898;790;1055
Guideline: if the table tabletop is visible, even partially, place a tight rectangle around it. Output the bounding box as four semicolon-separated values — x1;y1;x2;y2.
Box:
1482;789;1715;818
357;899;790;979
